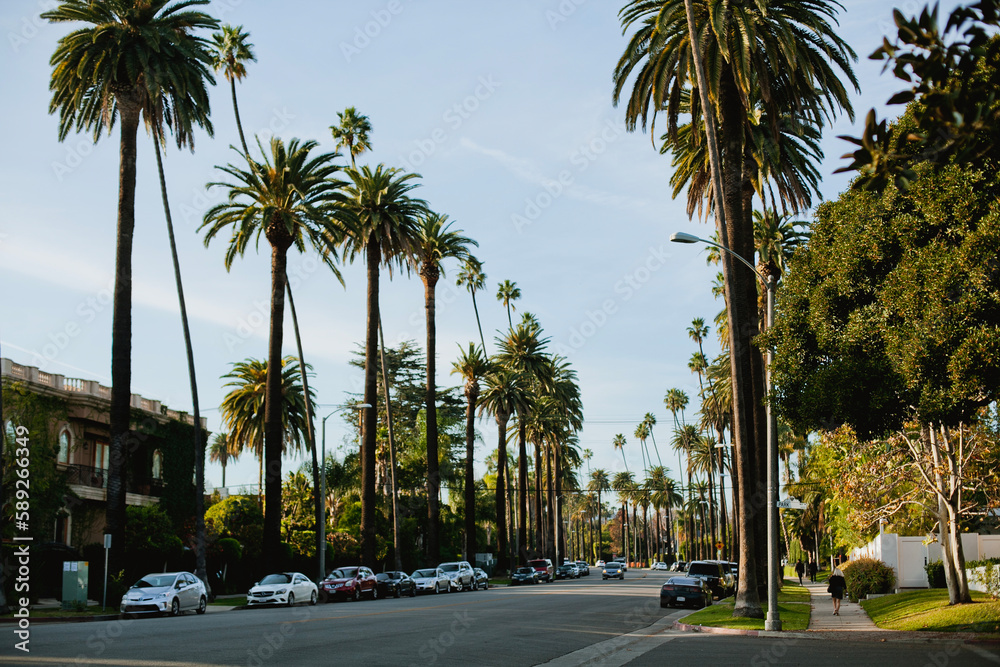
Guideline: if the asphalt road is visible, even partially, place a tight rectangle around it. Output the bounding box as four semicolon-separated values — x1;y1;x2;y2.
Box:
4;571;999;666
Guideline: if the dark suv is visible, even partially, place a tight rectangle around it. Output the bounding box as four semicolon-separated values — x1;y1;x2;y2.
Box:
685;560;735;599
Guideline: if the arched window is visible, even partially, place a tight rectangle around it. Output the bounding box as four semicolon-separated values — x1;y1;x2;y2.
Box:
58;428;72;465
152;450;163;480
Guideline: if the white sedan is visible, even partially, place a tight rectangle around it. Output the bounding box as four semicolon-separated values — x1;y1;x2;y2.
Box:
247;572;318;607
653;562;670;571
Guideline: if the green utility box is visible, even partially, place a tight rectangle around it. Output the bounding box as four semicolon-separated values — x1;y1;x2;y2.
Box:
61;561;89;610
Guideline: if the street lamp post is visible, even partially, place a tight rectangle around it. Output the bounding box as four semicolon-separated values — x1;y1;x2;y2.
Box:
319;403;371;581
670;231;781;631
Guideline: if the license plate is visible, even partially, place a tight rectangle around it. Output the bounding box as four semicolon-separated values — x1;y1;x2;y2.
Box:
677;597;685;602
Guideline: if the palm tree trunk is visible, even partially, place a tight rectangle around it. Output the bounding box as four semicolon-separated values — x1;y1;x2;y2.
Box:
495;414;509;572
231;76;250;158
596;491;602;562
263;241;290;572
463;382;478;561
221;458;227;489
362;236;380;570
284;275;321;580
472;289;486;353
422;270;441;563
153;134;208;591
517;417;528;562
106;99;141;577
534;441;544;554
378;317;404;572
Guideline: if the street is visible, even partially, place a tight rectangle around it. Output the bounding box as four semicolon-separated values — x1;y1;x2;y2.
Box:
4;571;999;666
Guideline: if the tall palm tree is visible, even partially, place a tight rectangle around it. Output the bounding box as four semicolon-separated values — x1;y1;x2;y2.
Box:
201;138;344;569
633;422;651;475
612;471;636;562
663;388;688;488
642;412;663;468
479;367;530;571
457;257;488;352
612;434;629;472
451;343;489;561
414;213;477;561
588;469;610;561
338;164;426;569
330;107;373;169
210;24;255;157
209;432;238;488
44;0;218;574
496;280;521;329
219;357;315;499
672;423;700;559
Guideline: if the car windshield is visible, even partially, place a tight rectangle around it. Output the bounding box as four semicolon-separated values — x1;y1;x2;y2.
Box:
413;569;437;578
515;568;534;574
259;574;292;585
605;564;620;570
439;564;459;572
337;567;359;578
383;572;401;579
688;563;719;576
134;574;175;588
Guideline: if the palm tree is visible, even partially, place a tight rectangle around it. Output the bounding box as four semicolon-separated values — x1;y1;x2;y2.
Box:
642;412;663;468
496;280;522;329
612;471;636;562
457;257;488;352
588;469;610;561
663;388;688;490
210;24;255;157
414;213;477;561
219;357;315;500
201;138;344;569
451;343;489;561
612;434;628;472
479;367;530;571
338;164;426;569
209;432;238;489
672;423;699;559
44;0;218;574
633;422;651;475
330;107;373;169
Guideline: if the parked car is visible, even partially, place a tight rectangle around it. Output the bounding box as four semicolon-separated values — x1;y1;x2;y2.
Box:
438;561;476;592
247;572;318;607
511;567;540;585
595;559;606;568
670;560;688;572
321;566;378;602
708;560;737;592
575;561;590;576
472;568;490;590
660;576;713;609
555;563;580;579
652;561;669;571
527;558;554;583
121;572;207;617
686;560;735;599
376;571;417;598
411;568;451;594
602;562;625;580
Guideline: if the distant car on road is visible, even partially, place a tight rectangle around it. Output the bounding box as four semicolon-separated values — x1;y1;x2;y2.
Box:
555;563;580;579
575;561;590;576
376;571;417;598
121;572;207;617
670;560;688;572
247;572;317;607
511;567;540;586
595;559;606;568
652;561;669;571
411;568;451;594
660;576;713;609
602;562;625;580
527;558;554;583
473;568;489;590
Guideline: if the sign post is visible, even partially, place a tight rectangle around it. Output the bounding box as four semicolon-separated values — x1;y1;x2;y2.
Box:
102;534;111;610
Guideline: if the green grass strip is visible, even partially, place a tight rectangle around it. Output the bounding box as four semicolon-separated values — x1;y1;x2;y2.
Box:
677;581;812;631
861;589;1000;633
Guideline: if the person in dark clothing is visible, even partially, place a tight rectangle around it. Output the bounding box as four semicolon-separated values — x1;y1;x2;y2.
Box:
808;560;818;583
828;567;847;615
794;559;805;585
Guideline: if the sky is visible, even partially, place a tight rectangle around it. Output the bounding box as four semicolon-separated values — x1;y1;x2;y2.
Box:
0;0;964;495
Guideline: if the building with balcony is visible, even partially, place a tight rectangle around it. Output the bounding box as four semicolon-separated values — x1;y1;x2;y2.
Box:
2;357;207;548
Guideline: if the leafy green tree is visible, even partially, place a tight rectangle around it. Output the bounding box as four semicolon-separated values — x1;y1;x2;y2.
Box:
205;495;264;559
202;138;343;570
44;0;218;576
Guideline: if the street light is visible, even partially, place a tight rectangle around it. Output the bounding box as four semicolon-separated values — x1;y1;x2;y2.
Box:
670;230;781;631
319;403;371;581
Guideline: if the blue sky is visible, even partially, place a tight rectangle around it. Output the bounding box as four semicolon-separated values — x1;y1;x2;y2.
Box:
0;0;961;494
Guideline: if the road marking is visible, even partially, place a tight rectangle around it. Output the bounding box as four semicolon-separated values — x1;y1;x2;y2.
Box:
0;659;225;667
965;644;1000;664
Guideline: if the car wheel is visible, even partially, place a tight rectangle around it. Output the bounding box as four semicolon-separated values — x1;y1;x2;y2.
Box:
410;586;417;598
310;590;317;606
353;587;361;602
394;586;401;599
434;583;440;594
169;598;180;617
197;596;207;615
287;593;295;607
371;586;378;600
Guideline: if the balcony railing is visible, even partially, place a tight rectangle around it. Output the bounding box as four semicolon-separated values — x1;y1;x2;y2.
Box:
61;464;163;497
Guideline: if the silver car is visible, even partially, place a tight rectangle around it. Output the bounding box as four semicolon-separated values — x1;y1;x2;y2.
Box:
411;568;451;594
121;572;207;616
438;561;475;592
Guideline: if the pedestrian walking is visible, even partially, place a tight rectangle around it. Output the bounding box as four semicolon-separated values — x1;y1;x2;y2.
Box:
808;560;818;583
794;559;805;585
828;567;846;615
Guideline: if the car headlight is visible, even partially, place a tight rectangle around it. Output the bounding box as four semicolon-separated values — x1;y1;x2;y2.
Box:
153;592;169;600
274;588;287;595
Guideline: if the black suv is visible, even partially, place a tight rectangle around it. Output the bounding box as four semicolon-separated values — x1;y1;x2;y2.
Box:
685;560;735;599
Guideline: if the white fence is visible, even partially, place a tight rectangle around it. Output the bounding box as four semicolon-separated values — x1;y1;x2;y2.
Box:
850;533;1000;589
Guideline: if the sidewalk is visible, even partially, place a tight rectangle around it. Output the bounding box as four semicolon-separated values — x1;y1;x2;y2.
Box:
802;579;883;632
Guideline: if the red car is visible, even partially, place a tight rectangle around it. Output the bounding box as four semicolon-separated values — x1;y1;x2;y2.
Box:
321;566;378;602
527;558;554;583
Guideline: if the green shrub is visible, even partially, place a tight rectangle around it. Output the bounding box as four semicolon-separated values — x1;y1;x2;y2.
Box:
843;557;896;599
925;560;947;588
204;496;263;558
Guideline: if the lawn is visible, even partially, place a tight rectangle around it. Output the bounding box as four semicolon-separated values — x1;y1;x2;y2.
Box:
678;580;811;632
861;589;1000;633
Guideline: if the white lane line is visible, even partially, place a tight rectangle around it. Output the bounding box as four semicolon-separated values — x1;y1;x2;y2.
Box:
965;644;1000;664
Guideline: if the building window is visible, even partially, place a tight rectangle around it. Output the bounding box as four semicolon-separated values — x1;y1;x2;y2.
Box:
58;428;72;465
95;441;110;471
152;450;163;480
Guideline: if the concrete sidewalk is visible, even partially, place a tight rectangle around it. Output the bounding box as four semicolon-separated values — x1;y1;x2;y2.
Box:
802;579;883;631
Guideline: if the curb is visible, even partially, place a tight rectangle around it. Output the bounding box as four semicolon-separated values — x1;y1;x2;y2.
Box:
671;620;811;639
